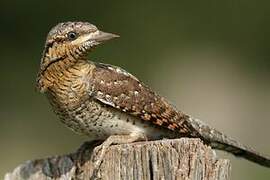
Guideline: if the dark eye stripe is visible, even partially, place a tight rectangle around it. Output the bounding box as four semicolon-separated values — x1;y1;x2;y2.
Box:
43;42;53;55
42;37;63;58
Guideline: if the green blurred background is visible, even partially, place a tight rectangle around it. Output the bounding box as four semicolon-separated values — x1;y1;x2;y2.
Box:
1;0;270;179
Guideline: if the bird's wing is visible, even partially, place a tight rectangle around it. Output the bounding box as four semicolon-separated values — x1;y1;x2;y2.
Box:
89;62;191;135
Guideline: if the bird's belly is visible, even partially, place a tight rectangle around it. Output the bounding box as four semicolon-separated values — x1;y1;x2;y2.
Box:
57;99;177;141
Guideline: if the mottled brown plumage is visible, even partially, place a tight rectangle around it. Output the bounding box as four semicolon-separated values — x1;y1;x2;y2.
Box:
91;62;196;135
36;21;270;168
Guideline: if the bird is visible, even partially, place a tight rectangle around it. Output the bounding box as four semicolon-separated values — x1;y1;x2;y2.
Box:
36;21;270;170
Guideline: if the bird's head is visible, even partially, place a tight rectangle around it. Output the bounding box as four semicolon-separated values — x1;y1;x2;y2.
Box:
37;21;119;92
40;21;119;71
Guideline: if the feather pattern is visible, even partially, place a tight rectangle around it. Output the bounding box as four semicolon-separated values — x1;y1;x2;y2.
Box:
88;62;196;136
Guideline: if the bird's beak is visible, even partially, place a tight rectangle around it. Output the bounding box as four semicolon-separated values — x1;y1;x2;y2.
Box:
92;31;120;43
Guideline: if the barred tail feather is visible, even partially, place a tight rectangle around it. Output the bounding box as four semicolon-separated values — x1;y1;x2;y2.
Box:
187;117;270;168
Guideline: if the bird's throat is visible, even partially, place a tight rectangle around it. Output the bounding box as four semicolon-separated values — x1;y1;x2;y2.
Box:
36;56;80;93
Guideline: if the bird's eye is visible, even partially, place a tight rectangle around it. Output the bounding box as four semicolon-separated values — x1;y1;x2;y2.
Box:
67;31;78;40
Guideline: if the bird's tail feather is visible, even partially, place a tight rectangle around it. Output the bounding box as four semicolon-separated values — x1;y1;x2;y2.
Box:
186;117;270;168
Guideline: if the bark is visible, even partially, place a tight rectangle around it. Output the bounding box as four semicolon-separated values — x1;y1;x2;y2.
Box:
4;138;231;180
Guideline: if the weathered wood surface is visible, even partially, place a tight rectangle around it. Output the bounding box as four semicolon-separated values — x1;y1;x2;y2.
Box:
4;138;231;180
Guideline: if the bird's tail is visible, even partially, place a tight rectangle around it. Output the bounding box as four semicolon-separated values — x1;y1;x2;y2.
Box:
186;117;270;168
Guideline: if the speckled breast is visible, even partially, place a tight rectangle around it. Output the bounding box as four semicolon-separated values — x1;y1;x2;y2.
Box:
47;87;178;141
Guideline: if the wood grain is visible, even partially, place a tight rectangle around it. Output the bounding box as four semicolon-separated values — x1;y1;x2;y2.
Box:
4;138;231;180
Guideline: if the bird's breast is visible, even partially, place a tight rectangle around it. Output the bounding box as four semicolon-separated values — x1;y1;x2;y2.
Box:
48;83;178;140
60;99;179;141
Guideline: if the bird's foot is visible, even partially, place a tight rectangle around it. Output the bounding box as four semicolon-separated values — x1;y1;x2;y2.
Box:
89;134;144;179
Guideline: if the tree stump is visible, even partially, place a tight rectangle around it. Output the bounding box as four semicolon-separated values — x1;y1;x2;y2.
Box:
4;138;231;180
